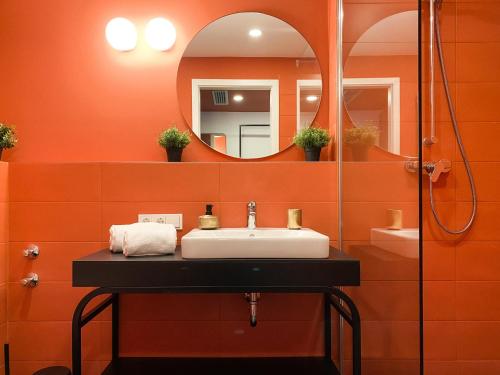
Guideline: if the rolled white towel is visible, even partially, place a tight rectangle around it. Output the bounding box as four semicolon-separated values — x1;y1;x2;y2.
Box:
123;222;177;257
109;224;131;253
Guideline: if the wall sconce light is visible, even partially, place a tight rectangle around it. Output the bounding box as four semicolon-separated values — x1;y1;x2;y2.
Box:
145;17;176;51
105;17;137;51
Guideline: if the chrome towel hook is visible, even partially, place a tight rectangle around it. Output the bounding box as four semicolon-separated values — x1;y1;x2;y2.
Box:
23;244;39;259
21;273;39;288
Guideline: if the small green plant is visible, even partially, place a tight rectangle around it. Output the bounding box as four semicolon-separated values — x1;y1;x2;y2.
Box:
344;126;378;146
0;123;17;149
293;126;331;149
158;127;191;149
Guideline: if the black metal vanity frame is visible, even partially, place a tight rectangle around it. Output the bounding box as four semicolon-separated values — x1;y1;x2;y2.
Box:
72;248;361;375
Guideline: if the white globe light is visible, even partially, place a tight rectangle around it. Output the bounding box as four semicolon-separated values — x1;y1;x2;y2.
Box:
105;17;137;51
233;95;244;102
306;95;319;102
145;18;176;51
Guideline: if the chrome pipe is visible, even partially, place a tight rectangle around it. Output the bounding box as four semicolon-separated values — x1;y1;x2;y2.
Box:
244;292;260;327
424;0;438;145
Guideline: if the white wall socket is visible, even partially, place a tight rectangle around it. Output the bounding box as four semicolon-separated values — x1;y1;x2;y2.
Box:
138;214;183;230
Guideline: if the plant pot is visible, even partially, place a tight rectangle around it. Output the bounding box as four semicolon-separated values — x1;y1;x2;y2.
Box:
304;147;321;162
166;147;183;162
350;144;369;161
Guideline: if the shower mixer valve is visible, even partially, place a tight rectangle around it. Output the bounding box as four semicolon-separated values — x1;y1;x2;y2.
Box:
405;159;451;183
424;159;452;183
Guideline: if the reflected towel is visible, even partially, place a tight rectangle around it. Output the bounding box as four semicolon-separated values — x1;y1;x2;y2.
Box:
123;222;177;257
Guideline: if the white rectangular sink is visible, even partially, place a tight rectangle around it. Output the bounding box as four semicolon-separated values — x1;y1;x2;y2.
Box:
181;228;330;259
370;228;419;259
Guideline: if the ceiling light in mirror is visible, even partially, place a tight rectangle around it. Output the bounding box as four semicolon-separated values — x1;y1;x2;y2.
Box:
248;28;263;38
105;17;137;51
145;17;176;51
177;12;323;159
306;95;319;102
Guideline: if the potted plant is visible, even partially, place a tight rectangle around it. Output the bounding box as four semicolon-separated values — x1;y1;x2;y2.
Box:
344;125;379;161
158;127;191;162
293;126;331;162
0;123;17;160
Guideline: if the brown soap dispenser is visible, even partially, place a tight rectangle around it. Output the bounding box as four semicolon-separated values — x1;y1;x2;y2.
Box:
199;204;219;230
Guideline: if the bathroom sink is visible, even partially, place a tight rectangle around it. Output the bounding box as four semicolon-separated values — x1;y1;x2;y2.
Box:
181;228;330;259
370;228;419;259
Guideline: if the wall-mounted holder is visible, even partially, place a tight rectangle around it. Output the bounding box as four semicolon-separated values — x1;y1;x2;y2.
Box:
23;244;39;259
21;273;39;288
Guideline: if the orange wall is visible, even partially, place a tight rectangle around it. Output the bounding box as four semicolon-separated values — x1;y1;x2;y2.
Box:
0;162;8;373
0;1;337;373
0;0;329;163
7;162;337;374
422;1;500;374
342;161;420;374
178;57;324;152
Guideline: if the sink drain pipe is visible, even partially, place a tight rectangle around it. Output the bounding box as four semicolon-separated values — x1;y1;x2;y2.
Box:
244;293;261;327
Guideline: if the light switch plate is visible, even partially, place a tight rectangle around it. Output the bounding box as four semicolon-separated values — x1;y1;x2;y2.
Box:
138;214;183;230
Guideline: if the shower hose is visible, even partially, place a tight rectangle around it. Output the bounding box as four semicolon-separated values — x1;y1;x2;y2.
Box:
429;2;477;234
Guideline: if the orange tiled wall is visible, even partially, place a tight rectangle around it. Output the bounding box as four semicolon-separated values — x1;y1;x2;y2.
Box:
0;162;8;373
7;162;337;375
342;161;420;375
0;0;330;163
422;0;500;374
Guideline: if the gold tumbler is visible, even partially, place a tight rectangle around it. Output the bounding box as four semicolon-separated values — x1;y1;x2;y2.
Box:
288;208;302;230
387;209;403;230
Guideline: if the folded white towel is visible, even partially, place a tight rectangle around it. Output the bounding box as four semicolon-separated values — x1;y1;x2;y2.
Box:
123;222;177;257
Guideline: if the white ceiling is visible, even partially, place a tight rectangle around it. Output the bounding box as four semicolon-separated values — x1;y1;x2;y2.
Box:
183;12;316;58
350;11;418;56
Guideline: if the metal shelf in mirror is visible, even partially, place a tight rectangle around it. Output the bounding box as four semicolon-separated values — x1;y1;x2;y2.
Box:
177;12;323;159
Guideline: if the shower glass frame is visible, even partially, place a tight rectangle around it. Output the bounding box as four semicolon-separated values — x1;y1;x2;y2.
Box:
335;0;423;373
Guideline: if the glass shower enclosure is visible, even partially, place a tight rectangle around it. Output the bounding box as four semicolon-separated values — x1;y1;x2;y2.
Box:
337;0;422;373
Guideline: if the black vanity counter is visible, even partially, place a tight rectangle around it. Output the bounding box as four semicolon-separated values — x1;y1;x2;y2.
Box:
73;246;360;290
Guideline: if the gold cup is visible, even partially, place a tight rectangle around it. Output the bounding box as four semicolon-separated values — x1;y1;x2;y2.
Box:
387;209;402;230
288;208;302;230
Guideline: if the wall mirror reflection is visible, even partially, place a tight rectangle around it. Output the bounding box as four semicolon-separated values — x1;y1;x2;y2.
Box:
177;12;322;159
344;77;400;154
343;10;418;159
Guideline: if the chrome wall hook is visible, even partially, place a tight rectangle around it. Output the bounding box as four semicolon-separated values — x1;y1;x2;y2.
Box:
21;273;39;288
23;244;39;259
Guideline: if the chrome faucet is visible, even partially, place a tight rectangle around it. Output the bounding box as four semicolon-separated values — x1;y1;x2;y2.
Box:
247;201;256;229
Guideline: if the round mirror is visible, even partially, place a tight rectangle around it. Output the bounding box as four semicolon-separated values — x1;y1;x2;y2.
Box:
178;12;322;159
343;10;418;158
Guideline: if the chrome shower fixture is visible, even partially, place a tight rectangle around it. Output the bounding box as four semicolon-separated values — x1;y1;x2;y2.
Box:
425;0;477;234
